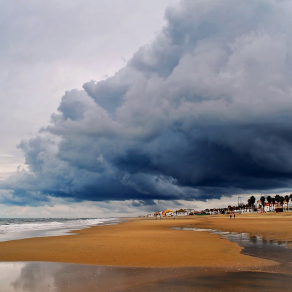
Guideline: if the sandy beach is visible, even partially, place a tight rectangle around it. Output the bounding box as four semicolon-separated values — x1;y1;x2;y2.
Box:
1;213;292;291
0;213;291;269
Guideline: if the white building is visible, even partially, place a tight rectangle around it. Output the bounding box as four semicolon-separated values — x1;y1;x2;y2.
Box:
176;209;188;216
184;208;195;215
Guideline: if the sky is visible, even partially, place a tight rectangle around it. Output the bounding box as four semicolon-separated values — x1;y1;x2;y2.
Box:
1;0;292;218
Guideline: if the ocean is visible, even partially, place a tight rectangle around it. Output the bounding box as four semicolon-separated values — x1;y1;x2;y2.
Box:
0;217;118;242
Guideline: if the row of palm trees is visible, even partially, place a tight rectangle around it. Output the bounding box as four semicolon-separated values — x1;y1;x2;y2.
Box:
248;194;292;212
203;194;292;215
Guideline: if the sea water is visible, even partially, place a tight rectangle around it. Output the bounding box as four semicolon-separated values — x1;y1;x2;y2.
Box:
0;217;119;242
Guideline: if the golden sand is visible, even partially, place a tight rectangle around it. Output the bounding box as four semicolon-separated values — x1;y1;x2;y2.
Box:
1;213;291;268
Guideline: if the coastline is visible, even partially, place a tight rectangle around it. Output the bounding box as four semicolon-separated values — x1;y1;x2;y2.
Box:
0;217;120;242
1;213;291;269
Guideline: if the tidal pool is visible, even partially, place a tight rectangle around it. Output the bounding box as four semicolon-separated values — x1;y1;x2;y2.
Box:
1;227;292;291
173;227;292;272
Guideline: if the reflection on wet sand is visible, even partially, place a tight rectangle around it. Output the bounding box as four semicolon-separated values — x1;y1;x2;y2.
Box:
174;227;292;274
125;271;292;292
1;262;187;292
2;226;292;291
1;262;292;292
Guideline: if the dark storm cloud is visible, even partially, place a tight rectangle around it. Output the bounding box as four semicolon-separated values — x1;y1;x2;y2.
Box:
2;0;292;205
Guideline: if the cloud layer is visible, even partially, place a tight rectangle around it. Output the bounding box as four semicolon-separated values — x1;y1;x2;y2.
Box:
2;0;292;205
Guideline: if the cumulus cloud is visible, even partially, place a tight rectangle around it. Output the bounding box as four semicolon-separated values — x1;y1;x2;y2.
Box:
2;0;292;206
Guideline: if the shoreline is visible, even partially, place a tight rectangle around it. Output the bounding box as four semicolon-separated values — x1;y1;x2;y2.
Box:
1;214;291;269
0;217;120;243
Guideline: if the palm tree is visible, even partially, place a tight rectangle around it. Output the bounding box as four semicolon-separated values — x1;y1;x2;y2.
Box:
275;194;281;210
247;199;251;212
228;205;233;213
266;196;272;212
284;195;290;212
280;196;285;210
249;196;256;212
260;196;266;212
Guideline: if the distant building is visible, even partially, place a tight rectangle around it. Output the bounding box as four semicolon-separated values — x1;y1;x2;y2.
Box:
176;209;188;216
162;209;174;217
258;201;283;212
184;208;195;215
284;202;292;212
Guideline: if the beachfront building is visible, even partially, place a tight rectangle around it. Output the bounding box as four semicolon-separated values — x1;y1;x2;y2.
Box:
284;202;292;212
162;209;174;217
208;208;221;215
154;212;161;218
184;208;195;215
257;201;283;212
264;202;274;212
238;204;252;213
176;209;188;216
263;202;282;212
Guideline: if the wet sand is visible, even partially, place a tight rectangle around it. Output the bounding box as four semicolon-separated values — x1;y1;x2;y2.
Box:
0;215;278;268
1;262;292;292
188;212;292;246
1;213;292;291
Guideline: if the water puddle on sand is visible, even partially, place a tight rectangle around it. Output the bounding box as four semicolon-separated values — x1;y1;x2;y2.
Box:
1;262;292;292
173;227;292;271
0;228;292;292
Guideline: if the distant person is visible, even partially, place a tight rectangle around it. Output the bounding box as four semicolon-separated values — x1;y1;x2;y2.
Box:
230;214;232;219
234;214;236;219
